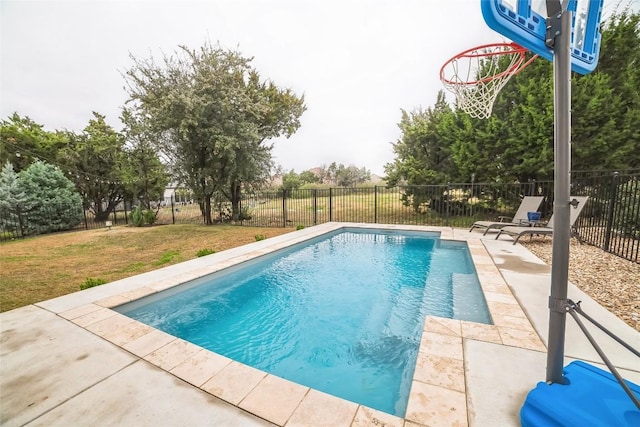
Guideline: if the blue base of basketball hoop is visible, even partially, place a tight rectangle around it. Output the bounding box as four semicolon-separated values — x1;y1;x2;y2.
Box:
520;361;640;427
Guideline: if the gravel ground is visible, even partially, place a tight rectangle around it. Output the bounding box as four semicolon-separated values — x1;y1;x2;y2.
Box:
520;239;640;332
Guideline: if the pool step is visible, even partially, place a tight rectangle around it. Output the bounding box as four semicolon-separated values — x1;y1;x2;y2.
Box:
451;273;491;324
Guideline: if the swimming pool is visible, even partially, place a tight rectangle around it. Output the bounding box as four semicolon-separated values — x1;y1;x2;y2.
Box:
116;228;491;417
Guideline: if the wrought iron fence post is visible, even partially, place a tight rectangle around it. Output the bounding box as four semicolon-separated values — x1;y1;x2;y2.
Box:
470;175;475;219
329;188;333;222
313;189;317;225
446;182;451;226
603;172;619;252
282;189;287;227
16;204;25;238
171;196;176;224
528;179;534;196
374;186;378;223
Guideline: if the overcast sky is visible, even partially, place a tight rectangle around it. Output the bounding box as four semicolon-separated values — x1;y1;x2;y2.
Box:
0;0;573;175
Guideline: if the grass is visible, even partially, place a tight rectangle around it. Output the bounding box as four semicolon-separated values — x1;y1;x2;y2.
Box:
0;224;294;312
161;191;492;228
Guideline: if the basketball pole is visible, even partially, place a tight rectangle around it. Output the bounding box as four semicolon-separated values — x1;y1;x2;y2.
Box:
546;0;572;385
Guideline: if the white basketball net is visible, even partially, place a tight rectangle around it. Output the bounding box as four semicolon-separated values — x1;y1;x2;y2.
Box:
441;44;528;119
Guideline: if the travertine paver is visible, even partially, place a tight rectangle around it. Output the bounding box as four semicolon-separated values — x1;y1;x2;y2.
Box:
460;321;502;344
423;317;462;337
201;361;267;405
497;327;546;352
491;314;537;330
84;312;135;337
469;254;494;265
350;405;404;427
119;286;157;301
144;338;203;371
413;352;466;392
170;349;232;387
425;317;462;337
95;294;130;308
71;306;117;327
487;301;527;318
474;263;501;274
102;320;155;347
239;374;309;425
419;332;463;360
149;279;182;292
58;303;103;320
286;389;359;427
409;317;469;426
405;381;468;427
477;278;512;294
482;291;519;304
122;328;176;357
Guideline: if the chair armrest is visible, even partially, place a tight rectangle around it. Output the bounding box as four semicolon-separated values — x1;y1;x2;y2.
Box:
528;220;549;227
498;216;511;222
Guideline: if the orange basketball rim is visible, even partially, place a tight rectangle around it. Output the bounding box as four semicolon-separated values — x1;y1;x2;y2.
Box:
440;42;537;119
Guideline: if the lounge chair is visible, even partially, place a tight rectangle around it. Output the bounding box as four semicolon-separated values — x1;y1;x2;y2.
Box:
495;196;589;244
469;196;544;235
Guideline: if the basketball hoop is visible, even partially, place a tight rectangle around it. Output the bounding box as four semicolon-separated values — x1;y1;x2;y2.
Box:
440;42;537;119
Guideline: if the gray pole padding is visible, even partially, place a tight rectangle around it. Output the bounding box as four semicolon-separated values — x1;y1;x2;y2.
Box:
546;4;573;384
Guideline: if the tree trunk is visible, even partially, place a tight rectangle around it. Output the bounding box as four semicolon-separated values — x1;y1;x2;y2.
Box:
94;199;109;221
230;181;241;221
203;193;212;224
143;178;150;210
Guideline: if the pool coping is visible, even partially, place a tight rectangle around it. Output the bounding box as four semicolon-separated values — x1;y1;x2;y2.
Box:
31;222;549;426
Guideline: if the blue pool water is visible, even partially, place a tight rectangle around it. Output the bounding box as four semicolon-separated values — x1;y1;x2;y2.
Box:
117;229;491;417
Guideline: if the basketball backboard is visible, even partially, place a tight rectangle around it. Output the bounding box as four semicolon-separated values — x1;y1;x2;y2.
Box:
481;0;604;74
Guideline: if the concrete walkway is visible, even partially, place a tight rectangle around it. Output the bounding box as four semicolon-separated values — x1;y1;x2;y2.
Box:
1;225;638;426
0;305;272;427
455;229;640;426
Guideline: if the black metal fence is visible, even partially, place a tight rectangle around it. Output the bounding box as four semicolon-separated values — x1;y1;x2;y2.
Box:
1;171;638;263
235;181;555;228
572;171;639;263
0;203;130;239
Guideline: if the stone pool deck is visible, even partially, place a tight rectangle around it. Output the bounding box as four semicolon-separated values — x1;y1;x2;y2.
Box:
1;223;638;426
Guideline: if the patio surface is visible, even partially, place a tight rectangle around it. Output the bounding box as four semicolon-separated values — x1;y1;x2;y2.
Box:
1;223;638;426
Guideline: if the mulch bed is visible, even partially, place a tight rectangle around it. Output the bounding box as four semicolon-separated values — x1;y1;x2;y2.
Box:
520;239;640;332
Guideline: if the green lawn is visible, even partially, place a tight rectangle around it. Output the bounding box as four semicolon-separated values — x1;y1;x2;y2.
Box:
0;224;294;312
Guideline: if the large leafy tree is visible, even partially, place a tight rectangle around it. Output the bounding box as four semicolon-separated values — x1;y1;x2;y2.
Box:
484;56;554;182
281;170;302;192
124;43;306;224
121;109;169;209
572;8;640;171
299;170;320;185
58;113;127;220
334;164;371;187
385;91;456;187
388;8;639;187
478;8;640;177
0;113;66;172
